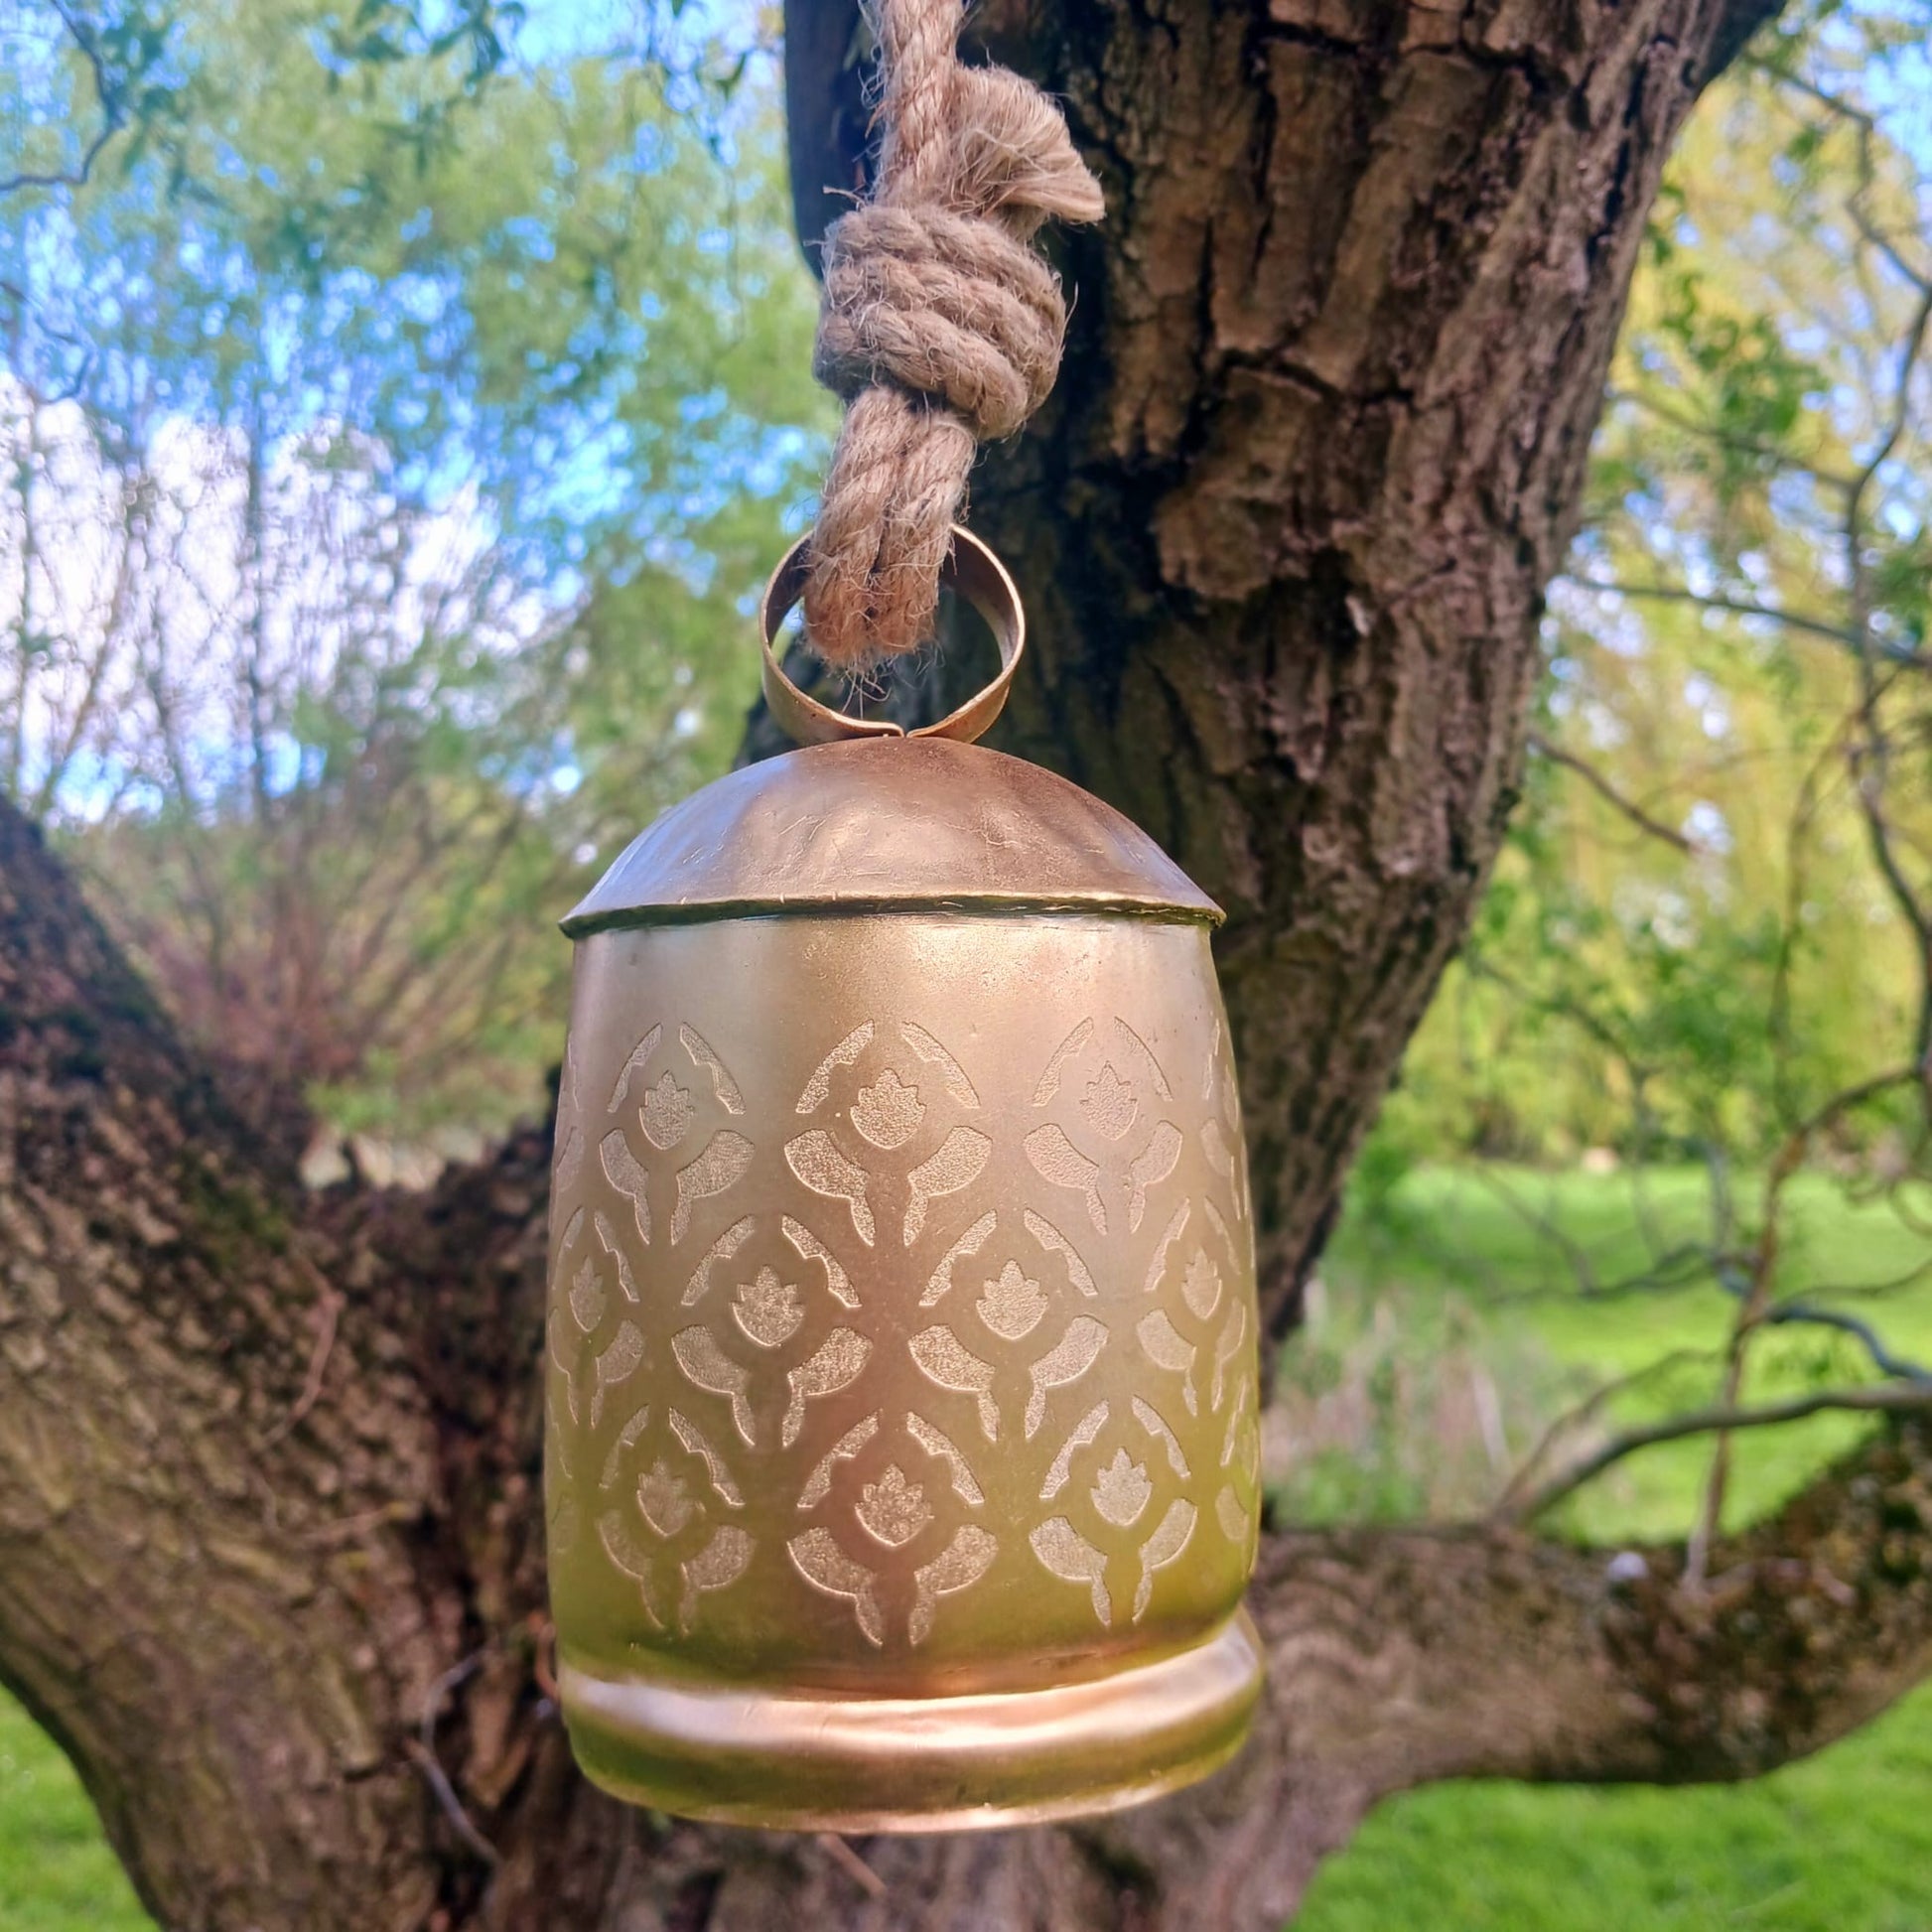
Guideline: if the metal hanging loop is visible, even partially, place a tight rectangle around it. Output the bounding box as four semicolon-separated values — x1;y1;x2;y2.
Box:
759;525;1026;748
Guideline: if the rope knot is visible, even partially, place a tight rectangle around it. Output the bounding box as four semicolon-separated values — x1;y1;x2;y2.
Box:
814;206;1063;441
803;1;1103;666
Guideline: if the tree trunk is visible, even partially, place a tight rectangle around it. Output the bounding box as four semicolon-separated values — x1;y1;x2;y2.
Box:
785;0;1783;1344
8;2;1932;1929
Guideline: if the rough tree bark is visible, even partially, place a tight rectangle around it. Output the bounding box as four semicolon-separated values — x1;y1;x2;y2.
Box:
4;1;1930;1929
779;0;1795;1347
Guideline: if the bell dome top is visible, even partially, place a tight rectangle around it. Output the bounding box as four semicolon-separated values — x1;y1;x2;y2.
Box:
561;737;1221;937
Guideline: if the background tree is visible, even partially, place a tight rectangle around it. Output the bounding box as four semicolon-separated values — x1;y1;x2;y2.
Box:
3;3;1932;1931
3;0;829;1139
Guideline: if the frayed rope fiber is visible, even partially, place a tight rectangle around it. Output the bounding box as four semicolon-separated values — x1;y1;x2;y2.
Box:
804;0;1103;666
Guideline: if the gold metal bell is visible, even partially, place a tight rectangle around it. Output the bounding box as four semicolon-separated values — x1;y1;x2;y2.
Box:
545;530;1263;1831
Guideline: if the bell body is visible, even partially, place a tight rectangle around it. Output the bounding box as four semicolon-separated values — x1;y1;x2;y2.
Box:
546;736;1263;1831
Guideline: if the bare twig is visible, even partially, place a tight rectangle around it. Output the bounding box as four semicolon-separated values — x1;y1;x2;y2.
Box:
1575;580;1888;658
1490;1345;1719;1519
0;2;128;199
1753;62;1932;296
1603;385;1859;493
817;1833;889;1898
1469;1165;1605;1297
1767;726;1853;1124
403;1739;502;1869
1841;282;1932;1062
1512;1382;1932;1522
256;1258;344;1450
1527;732;1698;854
409;1648;501;1867
1762;1301;1932;1385
1462;956;1651;1084
1689;1067;1920;1581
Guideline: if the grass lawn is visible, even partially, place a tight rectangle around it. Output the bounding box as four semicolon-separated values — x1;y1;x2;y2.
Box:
0;1694;147;1932
1298;1687;1932;1932
1327;1164;1932;1539
0;1165;1926;1929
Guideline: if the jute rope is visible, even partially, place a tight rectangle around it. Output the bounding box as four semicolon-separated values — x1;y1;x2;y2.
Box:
804;0;1103;666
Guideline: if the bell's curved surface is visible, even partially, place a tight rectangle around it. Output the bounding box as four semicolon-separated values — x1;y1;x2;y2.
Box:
546;736;1264;1831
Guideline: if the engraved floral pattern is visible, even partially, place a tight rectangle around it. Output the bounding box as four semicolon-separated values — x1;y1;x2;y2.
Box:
637;1458;695;1538
546;997;1259;1659
1181;1248;1223;1321
976;1260;1048;1341
856;1464;931;1547
850;1069;925;1150
1090;1449;1152;1528
732;1269;804;1348
638;1070;694;1151
1080;1063;1139;1141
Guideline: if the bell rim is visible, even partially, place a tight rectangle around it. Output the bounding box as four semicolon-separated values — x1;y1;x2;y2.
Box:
559;893;1221;939
556;1606;1263;1833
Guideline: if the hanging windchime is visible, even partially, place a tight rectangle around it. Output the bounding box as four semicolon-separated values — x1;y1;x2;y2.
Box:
542;0;1263;1832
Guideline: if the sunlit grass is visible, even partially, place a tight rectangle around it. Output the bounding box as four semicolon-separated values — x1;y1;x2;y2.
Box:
1321;1165;1932;1539
0;1695;147;1932
1301;1687;1932;1932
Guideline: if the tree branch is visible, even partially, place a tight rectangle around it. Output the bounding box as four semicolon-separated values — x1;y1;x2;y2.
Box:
0;795;457;1927
1761;1299;1932;1385
1572;578;1889;657
0;2;127;199
1527;730;1699;853
1509;1383;1932;1522
1699;0;1787;87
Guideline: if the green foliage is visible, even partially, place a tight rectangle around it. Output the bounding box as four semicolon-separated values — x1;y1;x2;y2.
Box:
2;2;831;1132
1379;7;1932;1181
